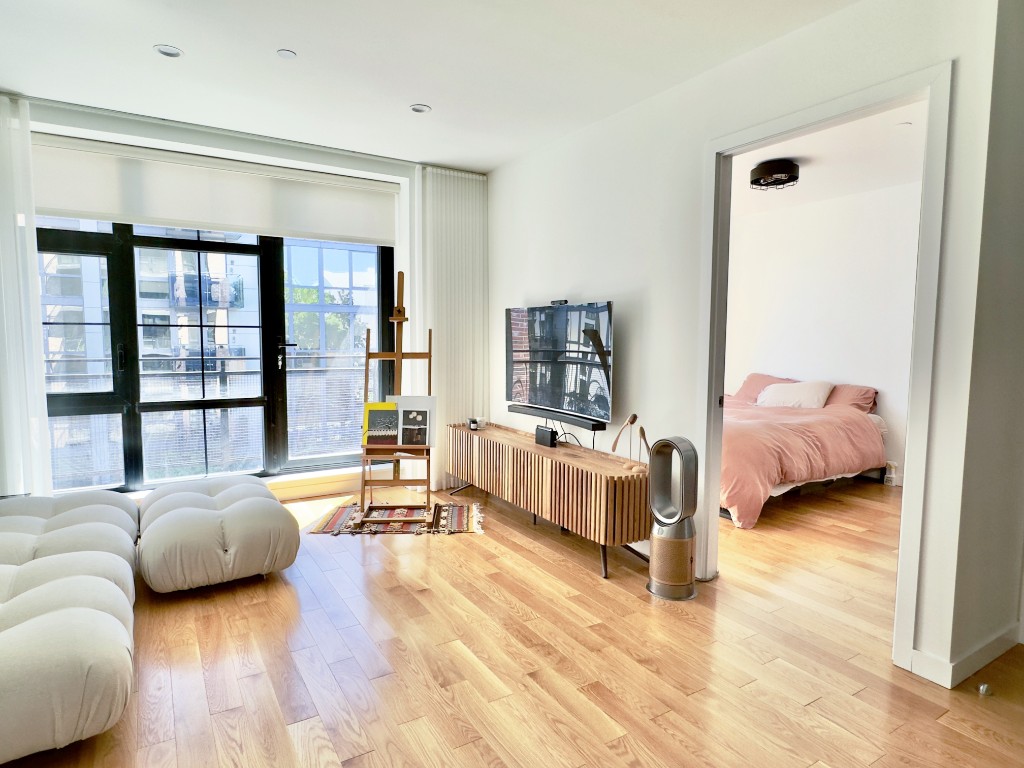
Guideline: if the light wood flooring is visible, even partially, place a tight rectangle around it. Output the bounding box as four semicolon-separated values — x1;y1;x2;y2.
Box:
8;479;1024;767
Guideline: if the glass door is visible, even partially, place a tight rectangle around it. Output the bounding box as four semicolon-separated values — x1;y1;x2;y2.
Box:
276;238;393;468
131;231;265;482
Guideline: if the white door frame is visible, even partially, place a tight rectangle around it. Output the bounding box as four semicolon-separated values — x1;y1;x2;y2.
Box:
694;62;952;671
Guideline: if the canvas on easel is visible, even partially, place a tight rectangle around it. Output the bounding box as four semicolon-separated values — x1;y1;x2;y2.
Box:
387;394;436;446
362;402;398;445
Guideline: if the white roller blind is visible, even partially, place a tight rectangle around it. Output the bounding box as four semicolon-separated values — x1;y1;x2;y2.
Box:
31;135;398;245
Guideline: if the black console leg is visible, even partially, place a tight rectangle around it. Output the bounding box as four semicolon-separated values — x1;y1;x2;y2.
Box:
532;513;537;525
600;545;608;579
450;483;471;496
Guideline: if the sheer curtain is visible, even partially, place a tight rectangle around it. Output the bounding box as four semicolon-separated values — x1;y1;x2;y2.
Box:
422;166;488;488
0;96;52;496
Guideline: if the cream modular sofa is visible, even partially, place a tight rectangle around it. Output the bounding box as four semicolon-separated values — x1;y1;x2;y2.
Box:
0;490;138;764
0;477;297;762
137;476;299;593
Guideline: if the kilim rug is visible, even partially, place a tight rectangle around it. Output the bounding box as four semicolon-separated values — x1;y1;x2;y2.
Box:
308;503;483;536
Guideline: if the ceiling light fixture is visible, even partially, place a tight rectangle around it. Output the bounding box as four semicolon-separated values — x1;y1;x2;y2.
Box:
410;104;432;114
153;44;183;58
750;158;799;190
277;49;297;59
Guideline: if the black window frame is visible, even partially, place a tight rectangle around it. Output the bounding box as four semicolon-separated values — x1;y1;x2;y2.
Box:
38;222;394;492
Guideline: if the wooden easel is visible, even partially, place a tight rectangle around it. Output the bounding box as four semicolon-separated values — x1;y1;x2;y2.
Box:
357;272;433;525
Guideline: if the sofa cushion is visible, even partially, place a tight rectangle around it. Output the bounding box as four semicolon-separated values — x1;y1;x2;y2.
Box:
0;488;139;531
0;550;135;604
0;521;136;568
0;547;135;764
138;477;299;593
0;607;133;763
0;492;139;569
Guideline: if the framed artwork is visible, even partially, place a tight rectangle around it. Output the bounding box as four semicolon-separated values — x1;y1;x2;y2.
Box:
362;402;398;445
401;408;429;445
387;395;436;446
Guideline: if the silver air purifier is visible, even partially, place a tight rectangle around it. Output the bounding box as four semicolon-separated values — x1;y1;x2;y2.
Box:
647;436;698;601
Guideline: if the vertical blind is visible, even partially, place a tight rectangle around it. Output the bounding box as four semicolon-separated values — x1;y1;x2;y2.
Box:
31;135;399;245
423;166;489;488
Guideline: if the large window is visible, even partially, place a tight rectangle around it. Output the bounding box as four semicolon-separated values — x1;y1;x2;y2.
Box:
37;217;392;491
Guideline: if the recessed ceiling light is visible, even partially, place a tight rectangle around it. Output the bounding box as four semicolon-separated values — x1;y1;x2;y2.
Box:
277;49;297;60
153;44;183;58
897;121;913;126
410;104;432;114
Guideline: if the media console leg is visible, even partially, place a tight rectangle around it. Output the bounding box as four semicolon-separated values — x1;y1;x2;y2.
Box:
449;483;471;496
532;513;537;525
600;545;608;579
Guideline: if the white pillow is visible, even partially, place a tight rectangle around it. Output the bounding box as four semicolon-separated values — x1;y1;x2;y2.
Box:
756;380;834;408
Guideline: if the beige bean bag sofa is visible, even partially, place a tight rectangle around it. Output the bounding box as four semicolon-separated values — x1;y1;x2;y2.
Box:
137;476;299;593
0;491;138;764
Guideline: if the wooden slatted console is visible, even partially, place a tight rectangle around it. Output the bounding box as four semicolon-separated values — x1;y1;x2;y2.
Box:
446;423;650;576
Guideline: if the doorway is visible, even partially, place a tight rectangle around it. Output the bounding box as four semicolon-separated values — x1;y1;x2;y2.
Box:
720;100;926;529
697;63;953;671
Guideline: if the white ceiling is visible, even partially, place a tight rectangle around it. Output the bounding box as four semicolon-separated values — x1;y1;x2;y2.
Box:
1;0;861;173
731;100;929;216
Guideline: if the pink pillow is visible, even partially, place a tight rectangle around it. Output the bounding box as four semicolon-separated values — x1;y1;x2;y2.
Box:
732;373;797;403
825;384;877;413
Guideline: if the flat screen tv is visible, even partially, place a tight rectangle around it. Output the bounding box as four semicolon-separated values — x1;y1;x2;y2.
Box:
505;301;613;424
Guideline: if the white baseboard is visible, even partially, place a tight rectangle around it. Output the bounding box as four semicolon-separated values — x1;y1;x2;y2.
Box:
910;624;1020;688
266;466;366;502
950;626;1020;687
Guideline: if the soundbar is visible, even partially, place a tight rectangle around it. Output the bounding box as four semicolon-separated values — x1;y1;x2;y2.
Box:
508;403;607;431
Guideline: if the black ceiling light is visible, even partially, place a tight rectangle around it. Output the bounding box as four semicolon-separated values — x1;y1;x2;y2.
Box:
750;158;799;190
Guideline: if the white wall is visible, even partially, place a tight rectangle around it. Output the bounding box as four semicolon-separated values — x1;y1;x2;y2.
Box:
725;183;922;475
953;0;1024;653
489;0;1010;685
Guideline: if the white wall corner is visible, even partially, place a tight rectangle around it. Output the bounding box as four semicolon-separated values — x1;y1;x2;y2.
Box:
910;624;1020;689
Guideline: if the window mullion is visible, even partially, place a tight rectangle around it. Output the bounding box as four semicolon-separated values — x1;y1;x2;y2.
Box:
112;223;143;489
259;236;286;474
198;251;208;401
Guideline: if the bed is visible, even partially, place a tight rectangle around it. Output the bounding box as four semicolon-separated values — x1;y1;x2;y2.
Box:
721;373;887;528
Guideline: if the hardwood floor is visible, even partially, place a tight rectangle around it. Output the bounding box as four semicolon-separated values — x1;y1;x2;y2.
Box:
9;480;1024;767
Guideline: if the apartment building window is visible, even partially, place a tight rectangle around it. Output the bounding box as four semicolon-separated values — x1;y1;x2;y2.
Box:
36;216;393;491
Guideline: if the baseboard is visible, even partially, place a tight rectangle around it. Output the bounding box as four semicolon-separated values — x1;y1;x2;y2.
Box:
910;623;1020;688
949;625;1020;687
266;466;368;502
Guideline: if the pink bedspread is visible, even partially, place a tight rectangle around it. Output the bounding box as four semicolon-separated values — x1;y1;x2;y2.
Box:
721;398;886;528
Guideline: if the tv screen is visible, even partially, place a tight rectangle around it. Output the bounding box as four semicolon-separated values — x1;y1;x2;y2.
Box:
506;301;613;423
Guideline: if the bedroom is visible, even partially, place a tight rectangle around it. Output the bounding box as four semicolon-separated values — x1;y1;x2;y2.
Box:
719;99;927;532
